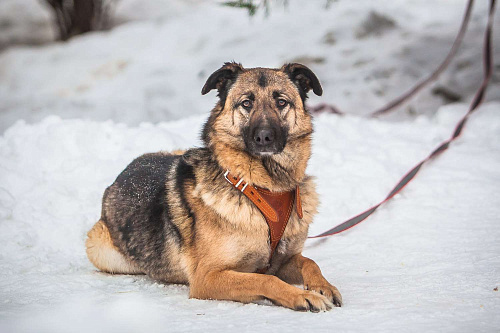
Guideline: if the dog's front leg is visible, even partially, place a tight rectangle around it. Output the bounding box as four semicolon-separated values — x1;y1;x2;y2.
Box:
276;254;342;307
189;270;333;312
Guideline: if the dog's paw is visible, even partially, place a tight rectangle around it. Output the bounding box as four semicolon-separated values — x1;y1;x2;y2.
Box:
306;283;342;307
290;290;333;312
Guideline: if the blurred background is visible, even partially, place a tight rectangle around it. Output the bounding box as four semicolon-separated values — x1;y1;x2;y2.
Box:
0;0;498;132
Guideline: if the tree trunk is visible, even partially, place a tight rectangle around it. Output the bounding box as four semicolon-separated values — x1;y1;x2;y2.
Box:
45;0;108;41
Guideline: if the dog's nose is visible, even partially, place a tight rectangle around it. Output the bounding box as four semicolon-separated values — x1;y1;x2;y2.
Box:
253;127;275;146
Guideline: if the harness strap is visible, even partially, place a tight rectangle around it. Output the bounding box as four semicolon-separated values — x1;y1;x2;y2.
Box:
223;170;303;272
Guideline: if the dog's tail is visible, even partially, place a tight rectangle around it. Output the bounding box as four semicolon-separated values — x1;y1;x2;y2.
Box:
86;219;143;274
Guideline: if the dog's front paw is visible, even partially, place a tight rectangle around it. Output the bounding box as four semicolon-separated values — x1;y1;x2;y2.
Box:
306;283;342;307
288;290;333;312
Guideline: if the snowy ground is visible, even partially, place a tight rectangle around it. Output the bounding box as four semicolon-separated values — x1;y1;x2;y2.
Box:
0;102;499;332
0;0;499;332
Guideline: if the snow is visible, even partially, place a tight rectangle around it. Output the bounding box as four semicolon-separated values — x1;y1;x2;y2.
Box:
1;102;499;332
0;0;499;132
0;0;499;331
0;0;56;51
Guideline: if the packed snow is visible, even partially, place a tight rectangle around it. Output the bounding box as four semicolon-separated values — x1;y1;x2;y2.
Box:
0;0;499;332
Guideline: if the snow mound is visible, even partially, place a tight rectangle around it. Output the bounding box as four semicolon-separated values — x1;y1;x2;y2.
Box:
0;102;499;332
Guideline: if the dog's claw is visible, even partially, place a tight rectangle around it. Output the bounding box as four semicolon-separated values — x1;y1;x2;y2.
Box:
290;291;332;312
332;297;342;307
307;283;342;308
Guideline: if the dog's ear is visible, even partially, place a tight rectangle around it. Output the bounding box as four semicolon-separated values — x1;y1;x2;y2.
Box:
281;63;323;98
201;62;244;97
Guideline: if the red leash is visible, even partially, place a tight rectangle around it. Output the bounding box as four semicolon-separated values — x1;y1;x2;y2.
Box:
309;0;496;238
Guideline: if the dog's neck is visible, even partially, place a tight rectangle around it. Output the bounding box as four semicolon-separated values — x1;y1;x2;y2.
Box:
210;139;310;192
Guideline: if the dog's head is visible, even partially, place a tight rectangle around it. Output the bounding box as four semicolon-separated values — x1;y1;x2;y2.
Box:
201;62;321;159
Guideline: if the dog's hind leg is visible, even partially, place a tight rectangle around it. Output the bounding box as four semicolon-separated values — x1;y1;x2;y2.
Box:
86;220;143;274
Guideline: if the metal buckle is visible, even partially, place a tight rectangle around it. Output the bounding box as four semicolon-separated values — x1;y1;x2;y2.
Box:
223;170;231;183
224;169;248;192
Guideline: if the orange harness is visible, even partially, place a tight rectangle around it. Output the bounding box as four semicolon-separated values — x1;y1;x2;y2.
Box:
223;170;303;272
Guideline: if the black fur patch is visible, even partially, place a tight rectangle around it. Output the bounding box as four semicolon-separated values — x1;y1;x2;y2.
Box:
201;110;218;147
281;63;323;102
176;157;197;242
104;153;182;270
202;62;244;107
258;72;267;87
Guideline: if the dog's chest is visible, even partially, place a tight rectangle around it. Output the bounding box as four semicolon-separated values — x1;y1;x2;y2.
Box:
197;186;309;269
197;184;269;233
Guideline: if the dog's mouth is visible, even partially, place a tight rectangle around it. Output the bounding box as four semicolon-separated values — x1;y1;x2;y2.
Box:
257;151;276;156
248;147;284;157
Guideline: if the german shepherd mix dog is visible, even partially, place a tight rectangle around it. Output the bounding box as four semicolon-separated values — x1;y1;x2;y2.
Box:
86;62;342;312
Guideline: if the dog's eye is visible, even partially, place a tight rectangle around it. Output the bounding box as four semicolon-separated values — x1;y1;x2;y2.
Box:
277;99;288;108
241;100;252;109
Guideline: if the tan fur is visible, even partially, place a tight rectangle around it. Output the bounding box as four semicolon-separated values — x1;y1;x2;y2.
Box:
277;254;342;304
190;270;333;311
171;149;186;155
86;220;142;274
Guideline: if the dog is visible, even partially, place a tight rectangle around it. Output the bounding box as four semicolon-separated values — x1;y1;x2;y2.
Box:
86;62;342;312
